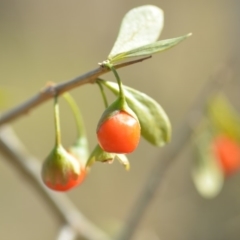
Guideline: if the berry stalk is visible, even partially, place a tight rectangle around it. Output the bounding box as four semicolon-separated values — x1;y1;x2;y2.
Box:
54;96;61;146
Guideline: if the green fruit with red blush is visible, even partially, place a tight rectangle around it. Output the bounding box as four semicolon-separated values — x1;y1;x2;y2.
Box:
42;145;86;191
41;95;87;191
212;135;240;175
97;110;140;153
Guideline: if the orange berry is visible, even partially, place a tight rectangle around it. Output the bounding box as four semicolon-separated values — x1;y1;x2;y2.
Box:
213;135;240;175
97;111;140;154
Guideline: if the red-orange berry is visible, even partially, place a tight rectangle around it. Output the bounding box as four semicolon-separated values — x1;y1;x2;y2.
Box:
212;135;240;175
97;111;141;154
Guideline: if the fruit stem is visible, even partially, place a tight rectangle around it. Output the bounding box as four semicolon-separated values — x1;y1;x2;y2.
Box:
96;79;109;108
105;62;125;102
63;93;86;139
54;96;61;146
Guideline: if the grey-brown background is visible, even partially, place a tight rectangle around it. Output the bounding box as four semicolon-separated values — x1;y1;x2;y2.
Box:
0;0;240;240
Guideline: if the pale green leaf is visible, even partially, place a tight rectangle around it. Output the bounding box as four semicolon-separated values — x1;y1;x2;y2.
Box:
192;126;224;199
109;33;191;63
208;93;240;141
99;80;171;146
108;5;164;61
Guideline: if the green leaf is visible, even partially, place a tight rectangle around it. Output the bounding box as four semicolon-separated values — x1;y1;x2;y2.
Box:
192;125;224;199
208;93;240;141
109;33;192;63
108;5;164;62
99;80;171;146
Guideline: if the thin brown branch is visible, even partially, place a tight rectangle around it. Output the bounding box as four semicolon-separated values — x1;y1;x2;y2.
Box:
0;126;111;240
0;56;151;126
116;63;234;240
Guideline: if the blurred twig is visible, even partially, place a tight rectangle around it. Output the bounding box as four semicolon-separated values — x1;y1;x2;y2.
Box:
0;56;150;126
0;126;111;240
57;225;77;240
116;63;234;240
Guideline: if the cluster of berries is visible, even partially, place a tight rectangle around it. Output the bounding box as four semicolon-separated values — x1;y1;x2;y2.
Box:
41;68;141;192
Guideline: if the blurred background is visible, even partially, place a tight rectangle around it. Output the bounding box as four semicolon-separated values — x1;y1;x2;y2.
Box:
0;0;240;239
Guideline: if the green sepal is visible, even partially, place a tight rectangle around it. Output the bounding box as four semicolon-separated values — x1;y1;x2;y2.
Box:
108;33;192;64
96;95;139;132
42;144;81;186
68;137;89;168
191;123;224;199
87;145;130;171
115;154;130;171
98;79;171;146
207;93;240;142
87;144;116;167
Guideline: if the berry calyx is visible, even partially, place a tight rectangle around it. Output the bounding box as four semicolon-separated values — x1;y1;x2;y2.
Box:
97;110;141;153
212;135;240;175
87;144;116;167
42;145;86;191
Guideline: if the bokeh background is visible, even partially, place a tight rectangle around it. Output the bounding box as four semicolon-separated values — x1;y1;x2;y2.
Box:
0;0;240;240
